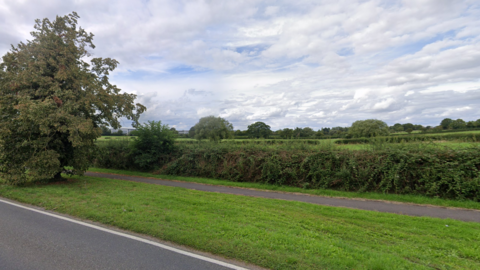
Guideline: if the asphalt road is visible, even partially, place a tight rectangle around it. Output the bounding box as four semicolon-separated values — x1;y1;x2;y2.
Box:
0;199;249;270
86;172;480;223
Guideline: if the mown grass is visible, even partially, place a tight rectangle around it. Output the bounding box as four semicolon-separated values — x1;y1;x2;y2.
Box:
1;175;479;270
88;167;480;210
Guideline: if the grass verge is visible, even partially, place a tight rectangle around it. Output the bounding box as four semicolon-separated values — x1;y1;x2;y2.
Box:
1;175;479;269
89;167;480;210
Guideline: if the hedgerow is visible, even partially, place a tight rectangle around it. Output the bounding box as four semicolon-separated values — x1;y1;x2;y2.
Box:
93;141;480;201
335;133;480;144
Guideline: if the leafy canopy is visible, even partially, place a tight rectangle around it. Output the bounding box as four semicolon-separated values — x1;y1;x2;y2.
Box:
247;121;272;139
348;119;389;138
392;123;404;132
440;118;453;129
449;119;466;130
193;116;233;142
0;12;145;184
278;128;294;139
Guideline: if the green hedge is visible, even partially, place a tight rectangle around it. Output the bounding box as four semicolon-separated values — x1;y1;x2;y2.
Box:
336;133;480;144
93;141;480;201
177;139;328;145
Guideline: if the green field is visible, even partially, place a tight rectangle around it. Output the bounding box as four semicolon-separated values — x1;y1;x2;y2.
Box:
97;129;480;149
389;130;480;136
96;136;135;141
1;175;479;270
390;130;423;135
421;130;480;136
337;141;480;150
172;139;480;151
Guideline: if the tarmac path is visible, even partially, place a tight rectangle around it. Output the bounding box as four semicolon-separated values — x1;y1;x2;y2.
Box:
86;171;480;223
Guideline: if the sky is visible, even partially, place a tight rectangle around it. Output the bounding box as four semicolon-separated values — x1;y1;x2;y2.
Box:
1;0;480;130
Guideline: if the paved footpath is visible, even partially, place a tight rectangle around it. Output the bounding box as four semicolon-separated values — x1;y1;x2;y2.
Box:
86;172;480;223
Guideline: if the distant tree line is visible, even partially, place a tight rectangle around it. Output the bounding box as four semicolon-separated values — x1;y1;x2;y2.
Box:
102;117;480;140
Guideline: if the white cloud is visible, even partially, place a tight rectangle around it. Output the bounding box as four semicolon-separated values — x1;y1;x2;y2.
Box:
372;98;396;111
264;6;280;17
1;0;480;130
196;107;217;117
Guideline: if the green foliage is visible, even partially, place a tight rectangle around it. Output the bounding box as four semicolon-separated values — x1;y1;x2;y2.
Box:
129;130;139;136
130;121;176;169
0;12;145;184
188;126;195;138
161;147;480;201
467;121;477;128
94;139;480;201
449;118;467;129
192;116;233;142
441;118;453;129
336;132;480;144
402;123;414;131
392;123;404;132
335;138;370;144
247;121;272;138
276;127;324;139
327;127;349;137
293;127;316;138
101;126;111;135
348;119;389;138
94;139;134;170
278;128;294;139
234;129;248;138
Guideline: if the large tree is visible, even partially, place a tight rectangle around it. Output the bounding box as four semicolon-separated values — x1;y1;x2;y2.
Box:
348;119;389;138
192;116;233;142
392;123;404;132
247;121;272;139
0;12;145;184
278;128;294;139
300;127;315;138
402;123;415;131
440;118;453;129
449;119;466;130
466;121;477;128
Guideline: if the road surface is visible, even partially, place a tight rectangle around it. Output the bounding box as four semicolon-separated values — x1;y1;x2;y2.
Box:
0;199;251;270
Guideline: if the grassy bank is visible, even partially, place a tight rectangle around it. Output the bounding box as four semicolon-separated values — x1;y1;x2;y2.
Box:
89;167;480;210
1;175;479;269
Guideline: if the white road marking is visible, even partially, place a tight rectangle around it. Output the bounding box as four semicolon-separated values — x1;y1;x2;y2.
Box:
0;198;249;270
